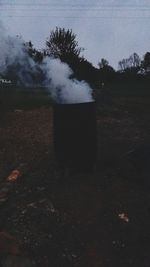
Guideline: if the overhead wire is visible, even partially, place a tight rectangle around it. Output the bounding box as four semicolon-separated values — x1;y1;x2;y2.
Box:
1;16;150;19
0;7;150;10
1;3;150;8
0;3;150;6
0;3;150;19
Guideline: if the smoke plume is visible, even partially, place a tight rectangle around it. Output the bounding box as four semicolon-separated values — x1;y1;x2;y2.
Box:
0;21;93;104
42;57;93;103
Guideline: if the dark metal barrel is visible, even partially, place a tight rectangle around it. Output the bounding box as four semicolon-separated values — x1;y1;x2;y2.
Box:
53;101;97;170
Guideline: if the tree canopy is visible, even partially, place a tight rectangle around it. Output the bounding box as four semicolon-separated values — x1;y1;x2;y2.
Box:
142;52;150;73
45;27;83;66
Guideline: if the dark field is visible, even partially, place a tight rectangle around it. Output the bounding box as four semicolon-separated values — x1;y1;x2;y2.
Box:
0;95;150;266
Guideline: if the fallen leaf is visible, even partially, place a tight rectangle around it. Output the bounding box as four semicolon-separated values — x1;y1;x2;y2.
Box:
118;213;129;223
6;170;21;183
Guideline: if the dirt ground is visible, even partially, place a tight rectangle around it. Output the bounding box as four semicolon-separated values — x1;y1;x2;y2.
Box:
0;96;150;267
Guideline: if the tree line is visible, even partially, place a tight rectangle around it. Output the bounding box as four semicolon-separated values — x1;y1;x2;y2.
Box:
1;27;150;91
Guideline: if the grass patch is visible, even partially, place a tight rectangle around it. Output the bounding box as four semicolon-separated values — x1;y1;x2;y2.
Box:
0;87;53;110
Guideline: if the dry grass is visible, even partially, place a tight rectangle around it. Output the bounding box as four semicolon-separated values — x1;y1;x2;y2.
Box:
0;96;150;266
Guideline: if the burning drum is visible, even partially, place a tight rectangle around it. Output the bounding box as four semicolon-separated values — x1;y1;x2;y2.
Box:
53;101;97;169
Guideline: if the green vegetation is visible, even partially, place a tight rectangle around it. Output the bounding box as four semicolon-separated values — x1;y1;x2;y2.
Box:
0;87;53;110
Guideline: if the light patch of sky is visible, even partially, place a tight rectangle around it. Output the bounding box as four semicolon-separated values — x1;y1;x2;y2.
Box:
0;0;150;69
72;19;150;68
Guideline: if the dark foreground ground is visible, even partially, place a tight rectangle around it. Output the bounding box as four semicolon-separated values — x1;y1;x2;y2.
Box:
0;96;150;266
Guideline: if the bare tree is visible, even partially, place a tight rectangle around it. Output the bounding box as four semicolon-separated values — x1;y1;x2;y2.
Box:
98;58;109;69
118;53;141;71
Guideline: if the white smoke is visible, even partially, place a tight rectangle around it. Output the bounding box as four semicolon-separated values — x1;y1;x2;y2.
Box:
0;21;93;103
42;57;93;103
0;23;25;74
0;22;44;87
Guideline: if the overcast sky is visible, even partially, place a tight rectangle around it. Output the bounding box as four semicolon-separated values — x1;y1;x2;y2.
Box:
0;0;150;69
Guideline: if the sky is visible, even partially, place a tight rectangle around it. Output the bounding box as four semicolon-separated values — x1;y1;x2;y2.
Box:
0;0;150;69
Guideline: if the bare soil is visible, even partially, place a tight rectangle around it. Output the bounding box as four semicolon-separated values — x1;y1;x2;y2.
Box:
0;96;150;267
